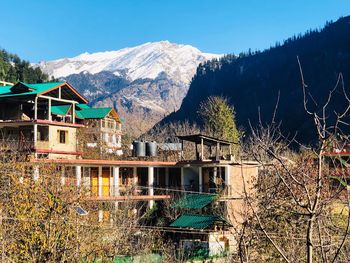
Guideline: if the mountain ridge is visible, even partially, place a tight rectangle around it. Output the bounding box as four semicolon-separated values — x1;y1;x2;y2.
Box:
37;41;221;136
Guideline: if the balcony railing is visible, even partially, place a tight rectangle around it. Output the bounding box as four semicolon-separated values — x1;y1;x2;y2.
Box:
0;139;34;152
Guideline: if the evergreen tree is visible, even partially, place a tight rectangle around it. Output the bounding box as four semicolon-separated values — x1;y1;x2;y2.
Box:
0;48;51;83
198;96;240;144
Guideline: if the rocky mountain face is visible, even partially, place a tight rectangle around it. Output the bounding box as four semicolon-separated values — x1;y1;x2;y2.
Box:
37;41;220;136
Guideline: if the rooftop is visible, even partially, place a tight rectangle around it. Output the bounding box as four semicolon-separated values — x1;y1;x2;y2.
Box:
172;194;217;209
169;214;229;230
0;81;88;103
177;134;235;146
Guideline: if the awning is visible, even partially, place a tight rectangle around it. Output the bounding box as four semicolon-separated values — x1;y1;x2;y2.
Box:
169;214;229;230
172;194;217;209
51;105;71;116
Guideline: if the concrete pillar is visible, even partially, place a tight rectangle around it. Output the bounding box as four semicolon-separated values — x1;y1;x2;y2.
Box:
213;167;218;178
198;167;203;193
34;97;38;120
148;166;154;208
33;124;38;158
48;98;52;121
113;166;120;196
98;166;102;197
82;167;90;188
72;102;75;124
181;167;185;190
33;124;38;143
225;166;231;196
33;165;39;181
76;166;81;187
133;167;137;185
98;210;103;222
213;167;218;191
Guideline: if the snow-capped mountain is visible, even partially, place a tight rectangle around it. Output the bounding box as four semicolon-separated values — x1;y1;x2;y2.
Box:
37;41;221;136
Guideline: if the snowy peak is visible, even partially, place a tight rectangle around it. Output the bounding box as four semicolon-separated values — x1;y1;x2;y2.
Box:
37;41;221;84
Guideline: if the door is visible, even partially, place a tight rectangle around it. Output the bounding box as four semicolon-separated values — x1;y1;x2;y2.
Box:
102;168;110;197
91;168;98;196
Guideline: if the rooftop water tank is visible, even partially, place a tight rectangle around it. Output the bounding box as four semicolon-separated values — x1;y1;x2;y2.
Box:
133;141;146;157
146;141;157;157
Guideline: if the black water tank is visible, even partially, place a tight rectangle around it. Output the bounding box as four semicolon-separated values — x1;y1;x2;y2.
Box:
146;141;157;157
133;141;146;157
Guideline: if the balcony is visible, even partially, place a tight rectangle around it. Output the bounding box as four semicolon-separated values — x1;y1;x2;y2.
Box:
36;140;50;150
0;139;34;152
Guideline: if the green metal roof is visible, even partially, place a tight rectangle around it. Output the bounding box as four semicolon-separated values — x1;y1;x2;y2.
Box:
0;82;64;98
170;214;227;230
76;103;91;110
172;194;217;209
51;105;71;116
76;107;112;119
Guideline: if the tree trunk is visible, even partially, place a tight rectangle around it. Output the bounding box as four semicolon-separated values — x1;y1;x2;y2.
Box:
307;216;314;263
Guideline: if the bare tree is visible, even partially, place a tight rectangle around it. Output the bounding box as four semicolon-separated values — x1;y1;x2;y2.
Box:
235;58;350;263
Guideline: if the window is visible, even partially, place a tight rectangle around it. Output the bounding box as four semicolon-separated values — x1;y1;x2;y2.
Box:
57;130;68;144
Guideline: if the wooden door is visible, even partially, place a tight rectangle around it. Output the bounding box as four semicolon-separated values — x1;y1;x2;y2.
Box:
102;168;110;197
91;168;98;196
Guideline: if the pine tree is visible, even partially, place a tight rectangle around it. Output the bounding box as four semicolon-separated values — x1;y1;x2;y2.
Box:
198;96;240;144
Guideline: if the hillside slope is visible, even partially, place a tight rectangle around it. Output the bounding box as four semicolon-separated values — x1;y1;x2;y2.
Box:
161;16;350;144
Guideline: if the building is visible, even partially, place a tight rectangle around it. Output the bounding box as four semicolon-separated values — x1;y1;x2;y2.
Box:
75;104;122;155
0;81;122;159
0;81;258;257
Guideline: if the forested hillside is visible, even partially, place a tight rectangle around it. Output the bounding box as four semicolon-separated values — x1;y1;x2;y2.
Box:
0;49;50;83
161;16;350;144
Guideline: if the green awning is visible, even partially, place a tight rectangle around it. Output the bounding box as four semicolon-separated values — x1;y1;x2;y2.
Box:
51;105;71;116
169;214;228;230
172;194;217;209
76;107;112;119
76;103;91;110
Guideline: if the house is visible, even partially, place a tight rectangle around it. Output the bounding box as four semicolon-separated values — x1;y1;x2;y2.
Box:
0;81;122;159
75;104;122;155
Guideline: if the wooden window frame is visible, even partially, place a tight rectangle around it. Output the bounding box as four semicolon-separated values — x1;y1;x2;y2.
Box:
57;129;68;144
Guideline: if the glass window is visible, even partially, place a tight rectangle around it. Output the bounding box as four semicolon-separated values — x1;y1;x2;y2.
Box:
57;130;67;144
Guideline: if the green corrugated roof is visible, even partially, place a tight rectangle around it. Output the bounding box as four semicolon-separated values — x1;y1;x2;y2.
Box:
172;194;217;209
51;105;71;115
0;82;64;98
170;214;227;230
76;107;112;119
76;103;91;110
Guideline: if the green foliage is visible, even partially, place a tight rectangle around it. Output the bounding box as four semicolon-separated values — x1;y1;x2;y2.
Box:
0;48;51;83
198;96;240;144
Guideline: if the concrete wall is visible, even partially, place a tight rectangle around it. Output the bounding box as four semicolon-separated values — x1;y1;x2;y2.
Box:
230;165;258;198
48;126;77;153
226;164;259;227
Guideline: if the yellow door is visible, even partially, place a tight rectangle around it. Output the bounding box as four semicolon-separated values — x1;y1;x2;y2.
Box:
91;168;98;196
102;169;110;197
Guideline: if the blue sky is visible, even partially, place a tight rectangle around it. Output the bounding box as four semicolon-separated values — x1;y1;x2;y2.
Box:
1;0;350;62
